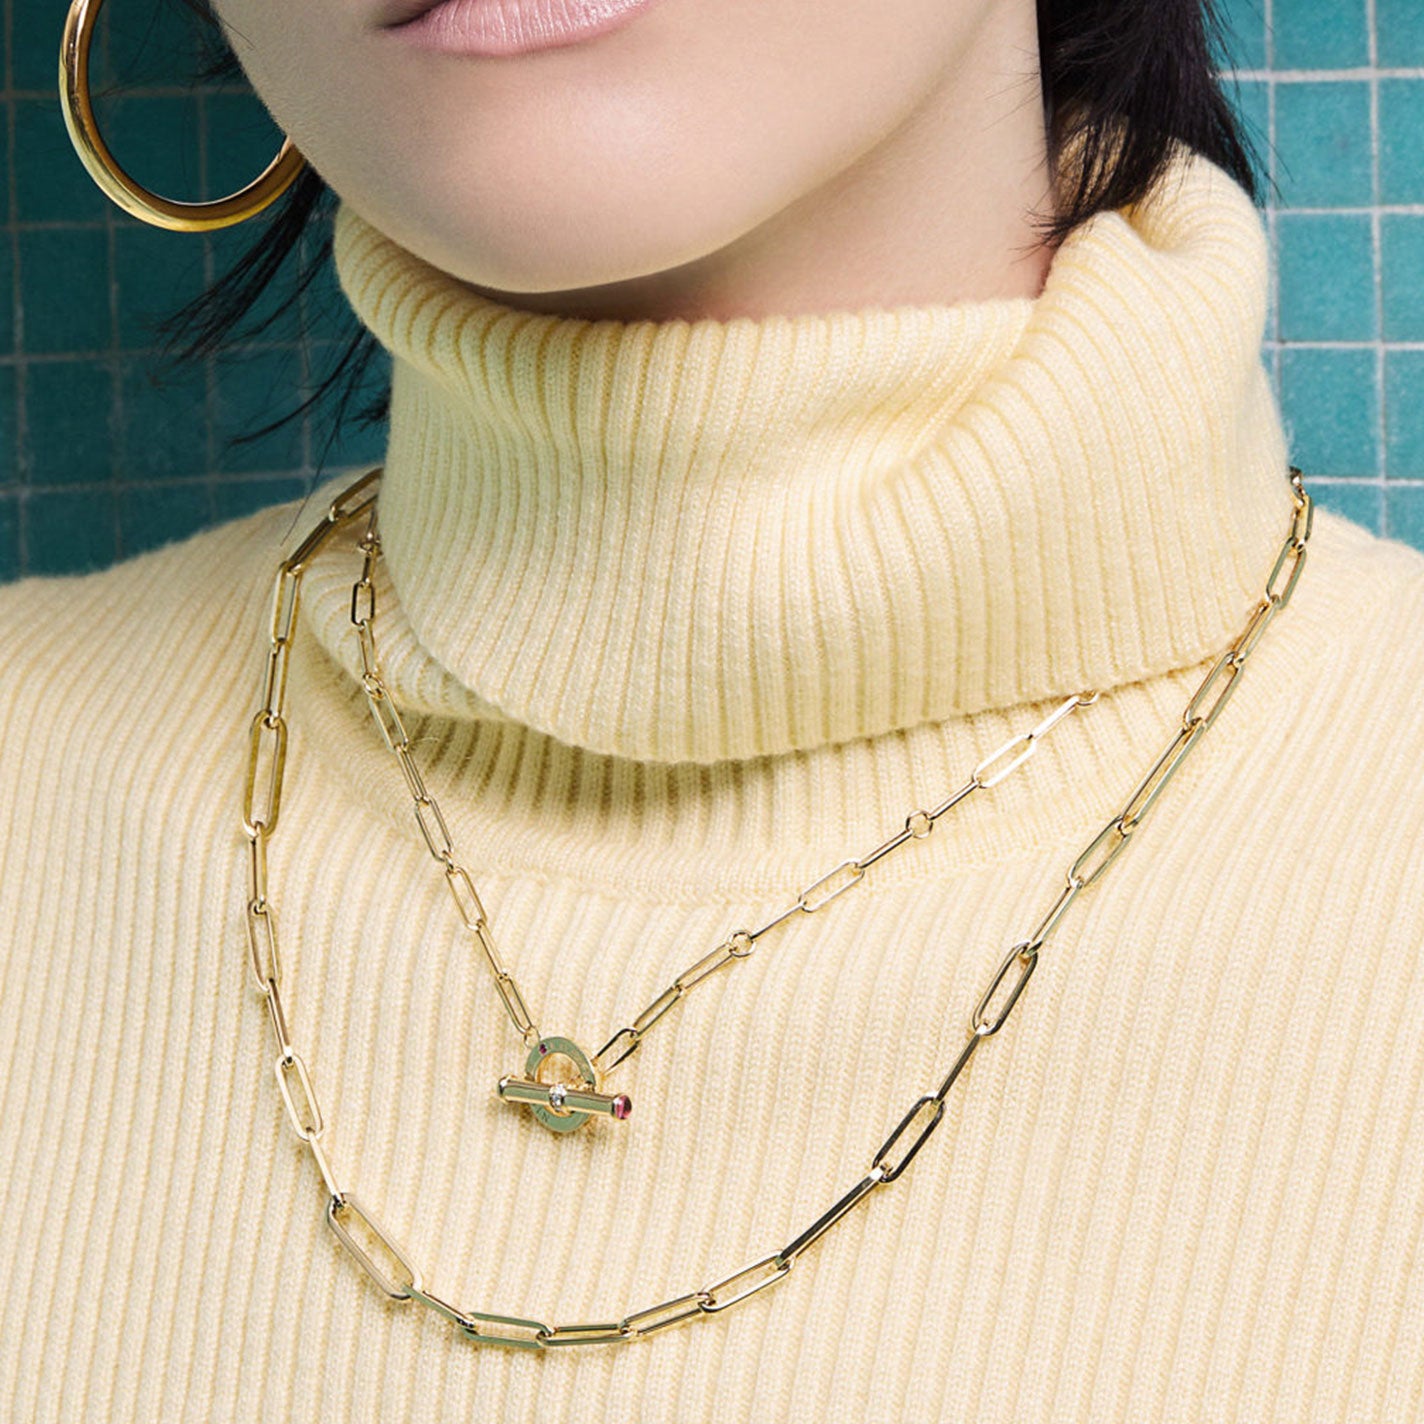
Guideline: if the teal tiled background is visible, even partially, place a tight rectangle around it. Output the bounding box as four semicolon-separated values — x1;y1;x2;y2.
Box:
1;0;1422;578
1216;0;1424;546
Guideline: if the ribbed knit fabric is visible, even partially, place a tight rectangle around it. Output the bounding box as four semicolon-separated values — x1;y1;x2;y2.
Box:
2;144;1423;1423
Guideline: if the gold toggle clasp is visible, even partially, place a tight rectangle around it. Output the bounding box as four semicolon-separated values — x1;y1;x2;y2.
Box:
497;1035;631;1133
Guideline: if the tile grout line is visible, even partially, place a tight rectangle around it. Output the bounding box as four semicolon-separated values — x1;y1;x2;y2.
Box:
1264;0;1281;410
9;466;420;497
1366;0;1389;533
1234;65;1424;81
6;0;30;577
198;81;217;534
103;7;122;562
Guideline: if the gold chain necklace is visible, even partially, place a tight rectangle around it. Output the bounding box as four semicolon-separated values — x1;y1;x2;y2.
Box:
239;462;1311;1348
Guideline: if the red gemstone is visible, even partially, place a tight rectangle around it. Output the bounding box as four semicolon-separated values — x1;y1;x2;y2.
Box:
612;1095;632;1120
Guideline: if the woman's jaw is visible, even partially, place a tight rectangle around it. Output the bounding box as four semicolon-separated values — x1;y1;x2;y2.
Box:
213;0;1055;321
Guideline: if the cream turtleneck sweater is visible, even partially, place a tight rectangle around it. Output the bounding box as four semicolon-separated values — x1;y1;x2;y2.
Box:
2;145;1423;1423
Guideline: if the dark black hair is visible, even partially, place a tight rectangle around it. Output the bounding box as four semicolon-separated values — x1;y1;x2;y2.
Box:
1035;0;1265;233
154;0;1267;453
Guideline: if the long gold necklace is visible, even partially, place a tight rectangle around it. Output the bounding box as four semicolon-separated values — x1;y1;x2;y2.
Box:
239;462;1311;1347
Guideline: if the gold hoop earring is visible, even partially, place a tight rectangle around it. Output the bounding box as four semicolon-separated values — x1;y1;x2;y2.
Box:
59;0;307;232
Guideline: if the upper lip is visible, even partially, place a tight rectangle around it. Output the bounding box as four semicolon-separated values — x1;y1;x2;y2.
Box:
380;0;446;27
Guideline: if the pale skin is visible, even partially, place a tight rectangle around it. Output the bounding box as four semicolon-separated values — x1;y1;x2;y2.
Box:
211;0;1057;322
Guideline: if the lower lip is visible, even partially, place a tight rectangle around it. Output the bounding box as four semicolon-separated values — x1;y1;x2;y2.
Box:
387;0;665;56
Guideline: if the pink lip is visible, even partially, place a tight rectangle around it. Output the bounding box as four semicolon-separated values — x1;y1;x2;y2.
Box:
383;0;666;55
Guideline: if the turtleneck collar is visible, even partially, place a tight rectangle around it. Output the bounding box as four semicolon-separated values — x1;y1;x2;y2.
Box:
319;143;1294;765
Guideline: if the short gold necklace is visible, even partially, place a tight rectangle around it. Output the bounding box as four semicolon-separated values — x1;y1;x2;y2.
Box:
239;462;1311;1347
258;473;1100;1135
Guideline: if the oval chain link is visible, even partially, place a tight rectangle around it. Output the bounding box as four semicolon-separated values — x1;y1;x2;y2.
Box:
347;510;544;1050
239;463;1311;1347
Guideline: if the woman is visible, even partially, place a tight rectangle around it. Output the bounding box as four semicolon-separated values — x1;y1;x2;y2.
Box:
5;0;1422;1419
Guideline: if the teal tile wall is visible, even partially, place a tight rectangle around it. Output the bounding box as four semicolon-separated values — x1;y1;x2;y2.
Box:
1;0;1422;579
1216;0;1424;547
